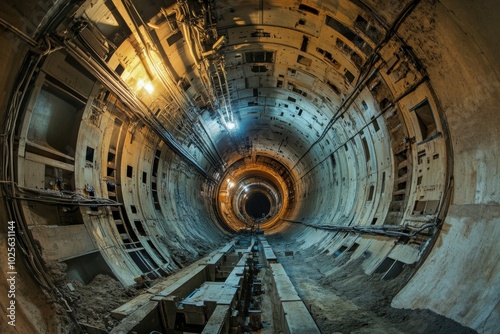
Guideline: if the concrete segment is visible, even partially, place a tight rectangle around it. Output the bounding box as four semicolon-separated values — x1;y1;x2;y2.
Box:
0;1;498;333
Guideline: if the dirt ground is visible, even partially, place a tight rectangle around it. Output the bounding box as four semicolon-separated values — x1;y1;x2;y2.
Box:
0;239;72;334
267;235;477;334
11;234;479;334
43;261;142;332
64;274;137;331
40;236;218;333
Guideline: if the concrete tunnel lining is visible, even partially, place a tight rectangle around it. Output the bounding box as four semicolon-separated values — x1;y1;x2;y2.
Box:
0;0;498;333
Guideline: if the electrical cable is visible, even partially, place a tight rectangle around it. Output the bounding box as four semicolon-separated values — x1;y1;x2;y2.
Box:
291;0;422;171
1;42;84;332
284;219;437;238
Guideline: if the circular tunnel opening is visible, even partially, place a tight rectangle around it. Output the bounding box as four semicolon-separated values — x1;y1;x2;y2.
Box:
215;157;295;232
244;192;271;219
0;0;487;333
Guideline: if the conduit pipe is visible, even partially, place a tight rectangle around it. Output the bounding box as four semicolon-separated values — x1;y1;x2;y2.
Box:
62;38;216;181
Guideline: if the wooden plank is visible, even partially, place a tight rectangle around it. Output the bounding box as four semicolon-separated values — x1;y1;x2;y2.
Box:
264;247;277;263
110;239;239;326
111;293;153;320
282;301;321;334
152;264;207;300
270;264;301;302
225;266;244;287
201;305;230;334
206;251;226;265
218;241;235;253
147;240;236;295
78;323;108;334
25;151;75;171
109;301;159;334
182;282;237;306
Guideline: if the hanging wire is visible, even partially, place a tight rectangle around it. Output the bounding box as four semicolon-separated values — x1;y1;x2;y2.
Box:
284;219;437;238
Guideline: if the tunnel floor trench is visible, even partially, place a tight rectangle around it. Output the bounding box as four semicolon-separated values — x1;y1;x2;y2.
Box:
48;234;481;334
266;235;477;334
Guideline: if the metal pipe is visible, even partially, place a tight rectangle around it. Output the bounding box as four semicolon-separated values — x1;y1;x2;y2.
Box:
284;219;437;238
0;16;38;46
63;38;216;182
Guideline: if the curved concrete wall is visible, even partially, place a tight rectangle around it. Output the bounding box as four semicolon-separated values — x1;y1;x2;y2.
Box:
391;1;500;332
0;1;498;333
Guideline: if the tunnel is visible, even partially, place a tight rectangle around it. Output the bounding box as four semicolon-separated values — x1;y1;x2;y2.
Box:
0;0;498;333
245;193;271;219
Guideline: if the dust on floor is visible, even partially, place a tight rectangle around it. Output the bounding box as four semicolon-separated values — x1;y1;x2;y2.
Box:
267;236;477;334
45;261;143;332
